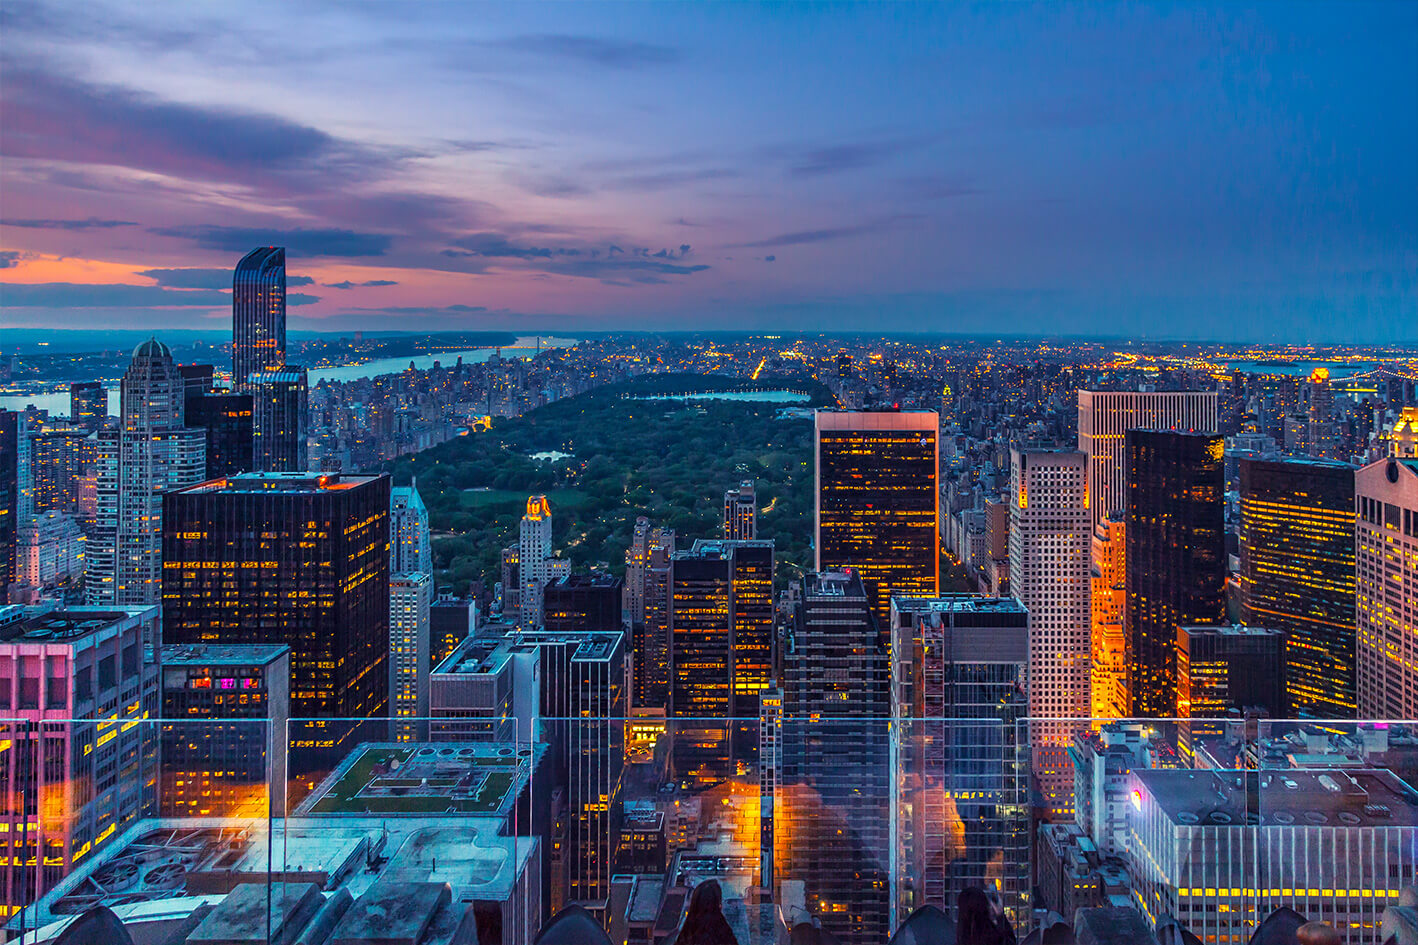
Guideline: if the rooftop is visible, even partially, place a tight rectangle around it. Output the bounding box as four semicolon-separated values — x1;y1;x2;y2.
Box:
1134;767;1418;829
173;472;384;495
159;643;290;667
1;607;153;644
892;595;1027;616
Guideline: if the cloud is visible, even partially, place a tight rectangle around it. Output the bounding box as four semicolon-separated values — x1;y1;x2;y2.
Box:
493;34;680;68
1;282;230;307
347;304;489;315
139;267;232;289
324;279;398;289
726;217;915;248
1;64;405;192
1;217;137;230
150;225;392;257
782;139;922;178
287;275;315;287
0;251;20;269
764;255;776;262
287;293;321;306
450;233;581;259
546;258;709;278
604;168;739;192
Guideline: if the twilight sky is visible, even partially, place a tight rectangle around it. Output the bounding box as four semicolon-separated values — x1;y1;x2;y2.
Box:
1;1;1415;341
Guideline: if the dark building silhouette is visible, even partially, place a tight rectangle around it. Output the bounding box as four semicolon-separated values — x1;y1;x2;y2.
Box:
161;473;390;742
430;590;476;666
1124;430;1226;718
185;391;255;478
232;247;286;384
1238;457;1356;718
1176;624;1287;754
68;381;107;431
0;411;16;589
544;573;624;634
247;369;308;472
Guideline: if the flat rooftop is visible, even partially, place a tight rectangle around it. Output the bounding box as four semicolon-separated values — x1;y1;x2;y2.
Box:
174;472;383;495
160;643;289;666
295;742;540;817
893;595;1026;616
1134;767;1418;828
1;607;150;644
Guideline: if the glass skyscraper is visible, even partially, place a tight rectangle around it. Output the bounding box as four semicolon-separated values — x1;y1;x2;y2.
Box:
232;246;286;384
1238;456;1356;717
815;410;939;624
1124;430;1226;718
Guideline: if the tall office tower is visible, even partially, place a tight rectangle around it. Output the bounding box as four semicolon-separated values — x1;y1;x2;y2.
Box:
889;597;1029;925
88;341;207;607
1238;457;1356;717
178;363;215;402
0;606;160;913
389;572;431;741
430;590;477;666
1176;625;1286;755
779;572;890;944
723;479;757;539
634;530;675;709
1009;448;1090;818
544;573;623;633
390;481;431;573
161;473;391;729
624;517;654;625
185;391;254;478
232;246;286;383
30;423;93;513
815;410;939;623
68;381;108;431
247;367;308;471
158;642;290;818
519;495;567;629
1307;367;1334;421
1391;406;1418;458
17;510;85;589
514;628;626;912
1129;768;1418;943
1356;457;1418;718
0;411;16;589
1077;390;1218;526
1124;430;1226;718
667;539;775;782
1089;516;1127;720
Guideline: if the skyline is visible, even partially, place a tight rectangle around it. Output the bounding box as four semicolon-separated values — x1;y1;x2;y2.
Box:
1;1;1416;341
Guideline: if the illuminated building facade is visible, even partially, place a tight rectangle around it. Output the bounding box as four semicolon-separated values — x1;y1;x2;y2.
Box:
723;479;757;539
0;607;160;915
1089;515;1127;720
1124;430;1226;718
889;596;1029;924
518;495;568;629
429;590;477;667
232;246;286;384
815;410;939;623
1355;457;1418;718
779;571;890;944
627;521;675;709
161;472;391;728
1175;625;1286;756
1009;448;1090;818
668;539;774;782
68;381;107;432
1128;767;1418;942
1238;457;1356;717
247;368;308;472
88;340;207;607
17;510;84;589
544;572;623;634
389;572;431;740
1077;390;1218;527
0;412;17;589
184;391;254;478
158;642;289;818
30;424;93;513
390;482;431;573
1390;406;1418;458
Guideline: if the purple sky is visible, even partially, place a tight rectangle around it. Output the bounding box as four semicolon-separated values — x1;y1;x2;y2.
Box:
1;1;1415;341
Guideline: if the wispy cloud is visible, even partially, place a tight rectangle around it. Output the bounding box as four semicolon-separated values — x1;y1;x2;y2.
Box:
324;279;398;289
725;217;916;248
492;34;680;68
1;282;230;307
0;251;21;269
2;217;137;230
150;225;393;257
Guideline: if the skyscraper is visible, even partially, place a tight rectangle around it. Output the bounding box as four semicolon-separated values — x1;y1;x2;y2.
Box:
161;473;391;727
389;572;431;741
723;479;757;539
518;494;567;629
815;410;939;622
779;572;891;944
88;340;206;607
232;246;286;383
1089;515;1127;720
185;390;254;478
544;572;623;633
0;411;16;590
889;596;1029;924
1077;390;1218;527
633;526;675;710
1176;624;1286;755
247;368;309;472
1009;448;1090;818
68;381;107;432
390;481;432;573
1124;430;1226;718
1355;457;1418;718
1238;457;1356;717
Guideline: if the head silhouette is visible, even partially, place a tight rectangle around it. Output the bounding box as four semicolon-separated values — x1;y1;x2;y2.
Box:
957;886;997;943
